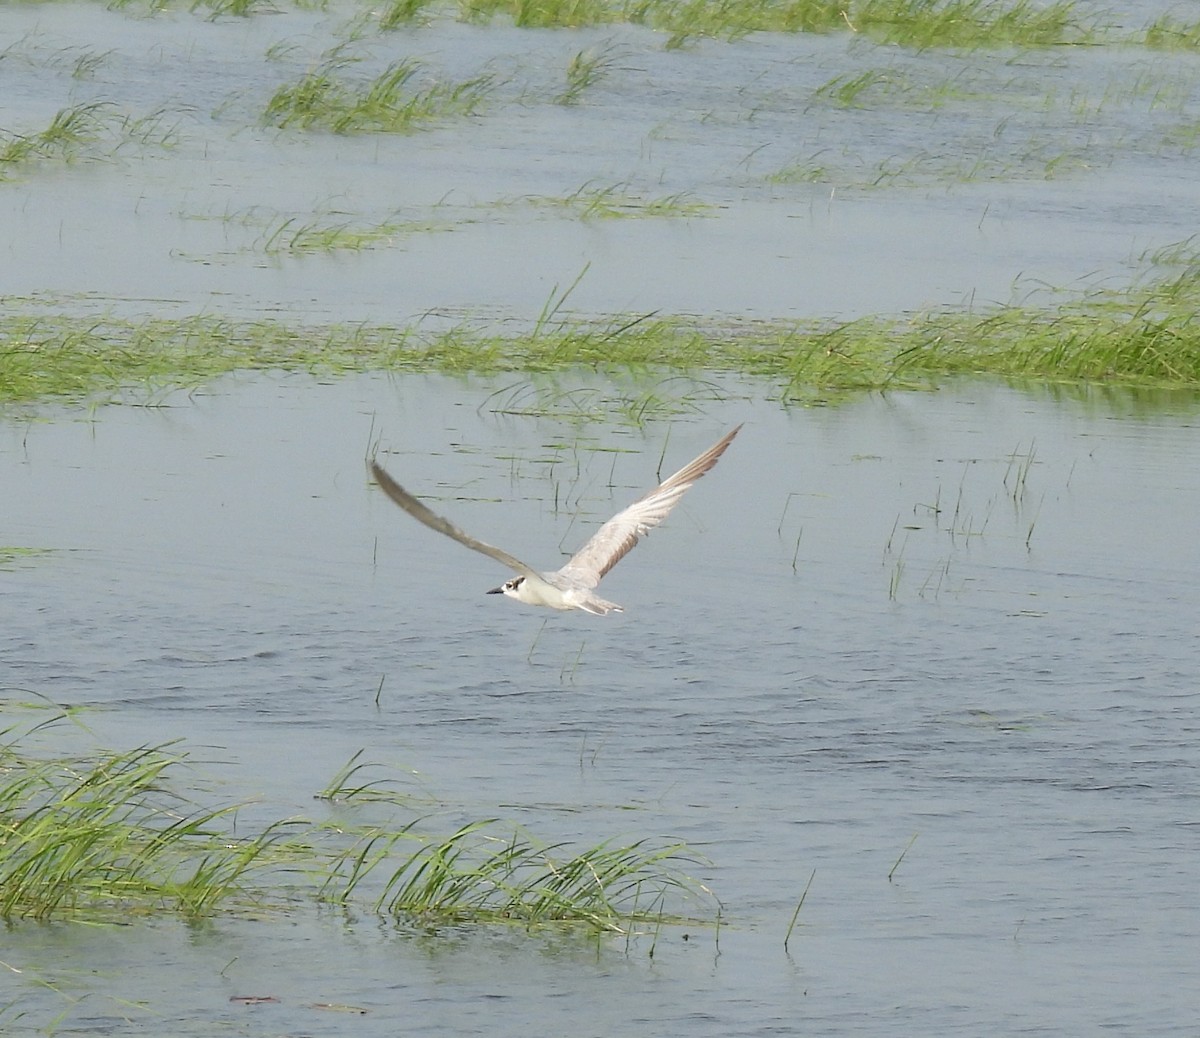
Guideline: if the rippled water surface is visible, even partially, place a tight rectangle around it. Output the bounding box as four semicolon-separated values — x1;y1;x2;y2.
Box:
4;375;1200;1034
5;0;1200;1032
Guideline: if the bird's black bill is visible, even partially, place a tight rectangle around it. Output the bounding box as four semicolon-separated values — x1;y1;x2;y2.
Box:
486;586;504;595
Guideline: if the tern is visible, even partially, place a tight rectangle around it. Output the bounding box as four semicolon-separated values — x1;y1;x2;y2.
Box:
369;425;741;615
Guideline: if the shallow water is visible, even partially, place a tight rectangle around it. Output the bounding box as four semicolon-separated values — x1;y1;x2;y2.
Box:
4;374;1200;1034
3;2;1200;324
4;0;1200;1032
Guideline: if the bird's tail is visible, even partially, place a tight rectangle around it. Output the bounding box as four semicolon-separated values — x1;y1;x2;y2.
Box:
577;595;623;616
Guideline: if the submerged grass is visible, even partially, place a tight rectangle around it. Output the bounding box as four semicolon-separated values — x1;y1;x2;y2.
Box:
0;547;58;572
557;42;628;105
519;181;713;220
768;143;1094;190
257;212;447;254
264;57;494;133
6;260;1200;407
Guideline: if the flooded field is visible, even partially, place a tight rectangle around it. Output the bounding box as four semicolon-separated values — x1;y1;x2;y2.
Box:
5;375;1200;1034
3;0;1200;1034
3;0;1200;324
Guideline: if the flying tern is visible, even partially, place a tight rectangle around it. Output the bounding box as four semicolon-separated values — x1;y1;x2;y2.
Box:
369;425;741;615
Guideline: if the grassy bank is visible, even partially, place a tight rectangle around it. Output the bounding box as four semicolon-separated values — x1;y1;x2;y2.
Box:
3;263;1199;408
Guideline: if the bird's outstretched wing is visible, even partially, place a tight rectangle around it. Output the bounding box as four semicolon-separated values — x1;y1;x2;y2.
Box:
556;425;742;588
369;460;541;580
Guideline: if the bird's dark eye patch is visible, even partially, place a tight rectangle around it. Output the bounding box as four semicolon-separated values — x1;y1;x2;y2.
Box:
509;577;524;590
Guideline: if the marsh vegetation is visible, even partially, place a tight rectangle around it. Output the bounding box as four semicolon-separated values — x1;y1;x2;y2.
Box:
4;3;1200;1029
4;253;1199;407
0;712;713;932
82;0;1105;48
0;102;177;180
264;57;496;133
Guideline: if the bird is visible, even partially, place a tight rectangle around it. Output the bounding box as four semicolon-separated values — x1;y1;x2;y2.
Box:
369;424;741;615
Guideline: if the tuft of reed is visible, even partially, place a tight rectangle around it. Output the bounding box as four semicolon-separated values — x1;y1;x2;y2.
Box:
377;0;438;29
900;266;1200;384
519;181;713;220
1144;15;1200;51
0;103;178;182
460;0;621;29
265;58;494;134
766;157;832;184
0;731;295;921
256;212;442;254
842;0;1087;48
441;0;1095;46
314;749;429;806
320;820;713;933
557;42;626;105
191;0;280;18
71;49;112;80
0;103;112;178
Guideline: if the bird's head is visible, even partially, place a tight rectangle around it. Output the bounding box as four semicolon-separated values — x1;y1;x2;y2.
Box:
486;576;524;600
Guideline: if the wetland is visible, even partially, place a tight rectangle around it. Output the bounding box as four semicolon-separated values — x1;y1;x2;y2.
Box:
3;1;1200;1034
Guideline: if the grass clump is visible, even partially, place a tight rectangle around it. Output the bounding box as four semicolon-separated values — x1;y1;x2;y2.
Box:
191;0;281;17
841;0;1087;48
808;67;991;111
902;270;1200;384
265;58;494;133
320;819;711;933
557;42;627;105
377;0;439;28
0;731;292;921
1144;14;1200;50
312;750;717;933
257;212;444;254
460;0;621;28
0;103;178;181
0;103;112;179
520;181;713;220
773;144;1095;190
